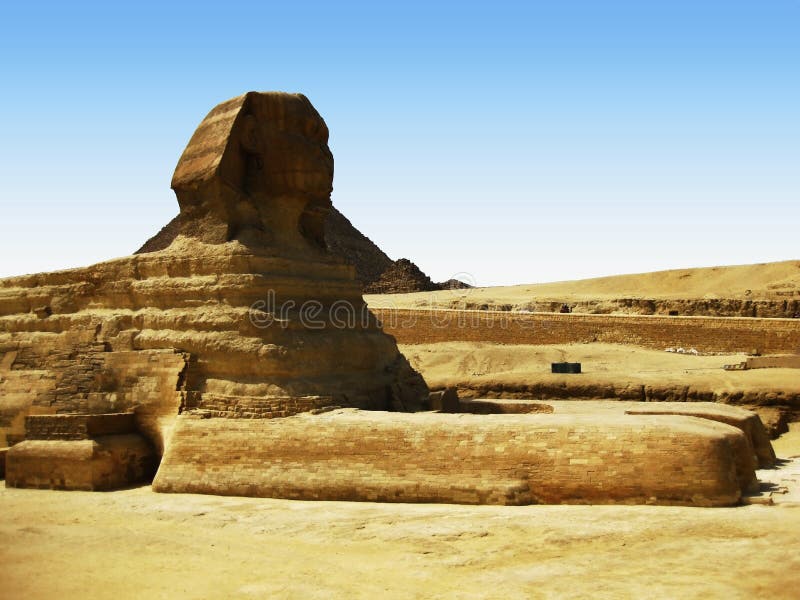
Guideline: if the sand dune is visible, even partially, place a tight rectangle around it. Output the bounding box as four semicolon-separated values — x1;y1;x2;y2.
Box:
367;260;800;311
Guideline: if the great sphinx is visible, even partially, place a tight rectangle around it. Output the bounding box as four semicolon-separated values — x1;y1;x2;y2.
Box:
0;92;771;506
0;92;428;490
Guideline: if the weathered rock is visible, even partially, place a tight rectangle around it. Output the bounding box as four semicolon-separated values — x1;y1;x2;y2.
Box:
365;258;440;294
138;207;462;294
5;413;158;490
429;387;460;412
154;410;754;507
0;91;769;507
744;405;790;439
457;398;555;415
324;207;394;288
0;92;429;472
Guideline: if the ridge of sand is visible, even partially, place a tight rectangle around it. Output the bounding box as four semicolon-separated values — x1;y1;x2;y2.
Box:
367;259;800;309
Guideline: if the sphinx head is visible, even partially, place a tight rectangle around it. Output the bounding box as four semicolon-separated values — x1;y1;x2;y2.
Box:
171;92;334;251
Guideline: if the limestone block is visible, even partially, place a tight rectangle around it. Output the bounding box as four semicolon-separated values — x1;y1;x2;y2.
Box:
429;387;460;413
458;398;555;414
625;402;776;468
374;308;800;355
153;410;752;507
5;434;156;491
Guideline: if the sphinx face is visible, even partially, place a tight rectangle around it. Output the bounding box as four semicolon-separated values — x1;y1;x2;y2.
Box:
172;92;335;250
246;93;334;200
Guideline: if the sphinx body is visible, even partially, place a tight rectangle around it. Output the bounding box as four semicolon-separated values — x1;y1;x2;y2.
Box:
0;93;428;482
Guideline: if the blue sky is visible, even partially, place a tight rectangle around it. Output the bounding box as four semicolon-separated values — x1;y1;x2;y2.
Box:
0;1;797;286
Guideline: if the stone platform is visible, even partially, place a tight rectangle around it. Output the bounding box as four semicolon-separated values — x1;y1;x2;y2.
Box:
153;408;758;507
460;399;776;468
5;413;157;491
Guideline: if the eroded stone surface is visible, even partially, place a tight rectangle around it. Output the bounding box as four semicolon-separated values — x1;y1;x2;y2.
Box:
5;412;157;490
6;435;156;491
625;402;776;468
154;410;753;507
0;92;428;472
0;92;770;506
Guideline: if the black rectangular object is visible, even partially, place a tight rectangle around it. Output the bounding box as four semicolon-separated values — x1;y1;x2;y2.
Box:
551;362;581;374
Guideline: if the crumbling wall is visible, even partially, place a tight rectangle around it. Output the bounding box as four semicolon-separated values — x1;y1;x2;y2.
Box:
374;309;800;354
745;355;800;369
23;413;136;441
5;435;156;491
189;394;336;419
4;413;157;490
0;333;187;454
101;351;187;454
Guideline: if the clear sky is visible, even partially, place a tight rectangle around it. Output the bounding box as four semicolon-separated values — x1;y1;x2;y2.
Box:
0;1;797;287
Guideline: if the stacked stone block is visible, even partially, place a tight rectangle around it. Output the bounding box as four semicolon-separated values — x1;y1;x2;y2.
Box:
375;309;800;354
5;413;157;491
154;410;756;507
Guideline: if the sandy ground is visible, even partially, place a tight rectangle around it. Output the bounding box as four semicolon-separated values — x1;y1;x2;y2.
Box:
399;341;800;397
366;259;800;309
1;427;799;600
2;321;798;599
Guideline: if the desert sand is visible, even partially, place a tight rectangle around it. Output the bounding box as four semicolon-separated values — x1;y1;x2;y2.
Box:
400;341;799;405
2;437;799;600
366;259;800;309
399;341;798;391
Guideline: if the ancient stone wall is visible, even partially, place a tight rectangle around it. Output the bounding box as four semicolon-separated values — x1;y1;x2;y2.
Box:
0;337;187;453
374;309;800;354
746;355;800;369
23;413;136;441
154;409;753;507
438;297;800;319
190;394;337;419
5;434;156;491
5;412;157;490
101;350;188;454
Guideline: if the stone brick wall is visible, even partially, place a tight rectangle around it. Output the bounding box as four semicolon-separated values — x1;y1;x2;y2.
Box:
431;297;800;318
153;410;752;507
101;351;187;454
23;413;136;441
24;415;93;441
5;434;156;491
191;394;337;419
746;355;800;369
0;334;187;454
0;370;56;447
373;309;800;354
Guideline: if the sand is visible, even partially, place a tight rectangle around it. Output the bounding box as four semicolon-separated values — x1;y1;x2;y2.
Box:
366;259;800;309
399;341;800;397
0;463;797;599
0;423;798;599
